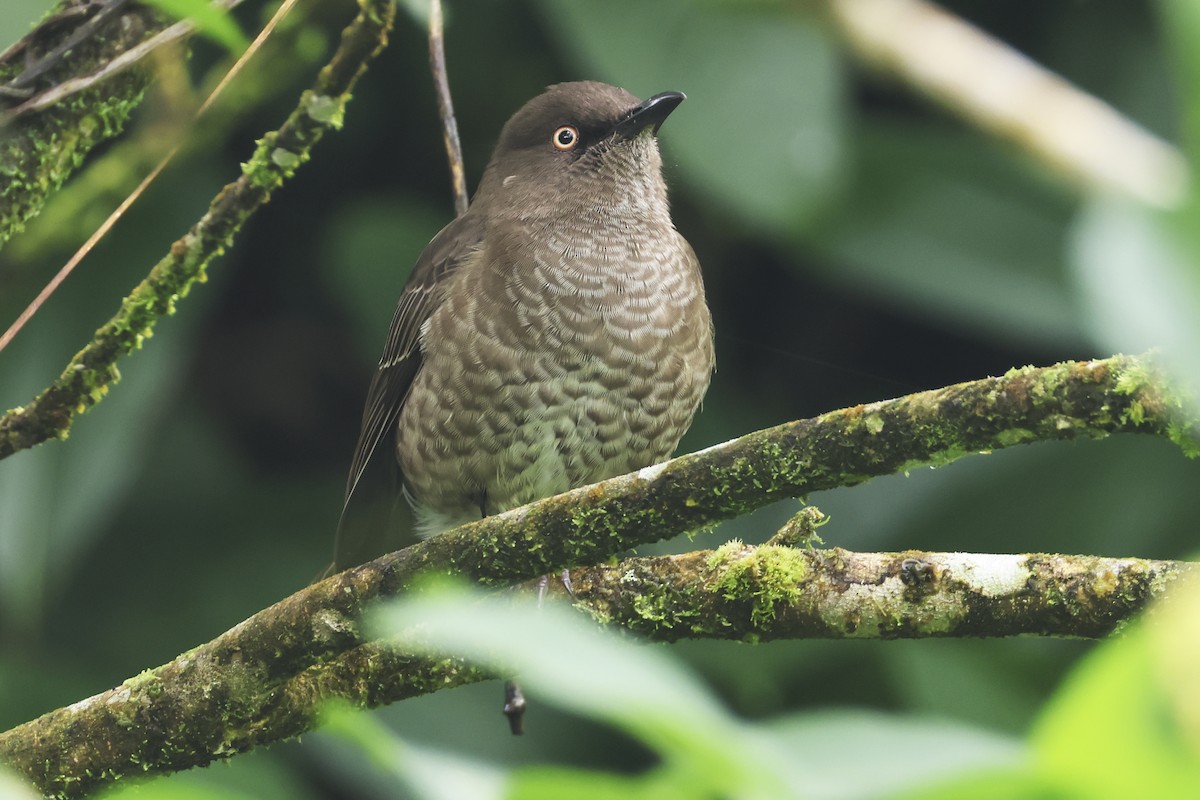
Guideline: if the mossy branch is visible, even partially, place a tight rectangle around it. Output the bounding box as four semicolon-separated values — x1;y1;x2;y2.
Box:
0;0;397;460
566;512;1189;641
0;0;165;249
0;354;1196;797
0;528;1188;797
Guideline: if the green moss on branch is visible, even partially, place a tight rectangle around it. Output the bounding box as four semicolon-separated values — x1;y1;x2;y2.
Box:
0;527;1185;798
564;544;1185;641
0;1;165;248
0;0;396;461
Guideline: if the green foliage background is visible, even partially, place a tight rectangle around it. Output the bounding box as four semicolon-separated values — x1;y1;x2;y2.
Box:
2;0;1199;797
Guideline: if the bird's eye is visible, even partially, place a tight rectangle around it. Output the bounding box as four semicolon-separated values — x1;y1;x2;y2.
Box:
552;125;579;151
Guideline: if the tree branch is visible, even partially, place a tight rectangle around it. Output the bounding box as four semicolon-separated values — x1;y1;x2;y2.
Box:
0;537;1188;797
824;0;1187;208
0;354;1195;797
566;524;1188;641
0;0;396;460
0;0;165;249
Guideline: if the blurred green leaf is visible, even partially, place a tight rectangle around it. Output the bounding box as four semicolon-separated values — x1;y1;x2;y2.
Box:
1031;573;1200;799
100;784;256;800
508;766;688;800
319;194;445;357
1158;0;1200;166
809;123;1080;346
536;0;846;234
897;766;1061;800
0;768;38;800
1070;196;1200;390
0;313;189;636
372;582;789;798
140;0;248;53
766;709;1025;800
322;704;508;800
322;705;711;800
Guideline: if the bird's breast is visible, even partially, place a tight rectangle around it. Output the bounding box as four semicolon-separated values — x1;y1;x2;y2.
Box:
396;214;713;536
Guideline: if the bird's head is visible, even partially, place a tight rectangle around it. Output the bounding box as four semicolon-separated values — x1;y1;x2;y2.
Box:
476;81;684;221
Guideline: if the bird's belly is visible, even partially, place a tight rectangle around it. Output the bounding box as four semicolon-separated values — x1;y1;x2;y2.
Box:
396;337;708;538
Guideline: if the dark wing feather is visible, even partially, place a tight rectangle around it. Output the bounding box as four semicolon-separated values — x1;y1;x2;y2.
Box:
333;211;484;570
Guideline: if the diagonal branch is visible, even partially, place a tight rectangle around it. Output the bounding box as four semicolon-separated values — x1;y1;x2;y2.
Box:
568;528;1189;642
0;354;1195;797
0;0;397;460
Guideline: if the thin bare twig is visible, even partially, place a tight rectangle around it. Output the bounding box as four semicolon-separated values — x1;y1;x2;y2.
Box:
428;0;468;216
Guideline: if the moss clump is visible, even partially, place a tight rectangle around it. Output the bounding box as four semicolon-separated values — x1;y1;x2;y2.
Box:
1112;356;1200;457
708;541;809;628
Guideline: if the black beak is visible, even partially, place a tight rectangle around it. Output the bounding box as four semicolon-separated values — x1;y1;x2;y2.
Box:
612;91;686;141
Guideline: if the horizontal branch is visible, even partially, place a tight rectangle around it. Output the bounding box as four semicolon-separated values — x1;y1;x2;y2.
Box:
0;354;1195;796
566;514;1189;641
0;533;1188;797
0;0;396;460
240;535;1191;751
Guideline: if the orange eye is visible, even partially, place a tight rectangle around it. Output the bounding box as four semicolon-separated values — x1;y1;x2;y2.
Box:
552;125;579;150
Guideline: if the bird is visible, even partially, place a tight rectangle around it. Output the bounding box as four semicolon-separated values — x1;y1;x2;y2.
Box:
333;80;715;575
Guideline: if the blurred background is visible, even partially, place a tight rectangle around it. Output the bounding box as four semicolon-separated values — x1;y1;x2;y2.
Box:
1;0;1198;796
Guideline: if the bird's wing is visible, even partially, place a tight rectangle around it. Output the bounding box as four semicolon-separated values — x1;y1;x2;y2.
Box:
333;211;484;570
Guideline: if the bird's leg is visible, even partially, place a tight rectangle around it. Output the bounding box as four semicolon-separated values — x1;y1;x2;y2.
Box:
502;680;526;735
481;491;530;735
506;571;570;733
507;569;573;735
536;569;576;606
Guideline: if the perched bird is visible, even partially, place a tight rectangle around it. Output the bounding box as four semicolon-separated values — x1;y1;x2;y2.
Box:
334;81;714;572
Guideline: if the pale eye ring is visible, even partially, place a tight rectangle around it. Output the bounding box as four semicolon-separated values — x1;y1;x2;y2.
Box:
552;125;579;151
